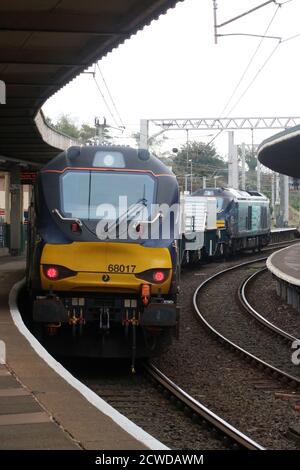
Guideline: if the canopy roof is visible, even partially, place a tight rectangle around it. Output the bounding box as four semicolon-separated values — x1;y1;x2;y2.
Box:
258;124;300;177
0;0;182;168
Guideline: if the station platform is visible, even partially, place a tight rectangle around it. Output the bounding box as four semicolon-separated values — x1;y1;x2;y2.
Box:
0;363;78;450
267;243;300;312
0;256;163;450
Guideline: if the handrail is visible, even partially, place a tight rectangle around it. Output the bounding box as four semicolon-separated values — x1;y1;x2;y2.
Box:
51;208;83;227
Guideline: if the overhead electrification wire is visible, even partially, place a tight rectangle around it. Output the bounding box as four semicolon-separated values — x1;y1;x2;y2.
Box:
93;73;120;129
281;31;300;43
219;3;281;118
206;3;283;149
226;40;281;116
96;63;125;129
277;0;294;5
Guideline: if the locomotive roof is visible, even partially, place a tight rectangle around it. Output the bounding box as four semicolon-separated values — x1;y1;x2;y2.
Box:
193;187;268;201
41;145;175;177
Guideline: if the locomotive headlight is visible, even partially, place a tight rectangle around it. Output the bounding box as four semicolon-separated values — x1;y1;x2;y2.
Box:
103;154;115;166
93;150;125;168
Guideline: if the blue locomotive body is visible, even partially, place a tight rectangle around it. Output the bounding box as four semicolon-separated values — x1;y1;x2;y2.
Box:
193;188;271;255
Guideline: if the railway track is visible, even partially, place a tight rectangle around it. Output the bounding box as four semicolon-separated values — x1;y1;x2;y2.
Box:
267;239;299;250
247;238;299;257
64;244;300;450
144;362;265;450
66;356;265;450
193;256;300;387
67;358;229;450
239;267;300;344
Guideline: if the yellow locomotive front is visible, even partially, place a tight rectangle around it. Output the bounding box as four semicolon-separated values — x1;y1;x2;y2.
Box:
40;242;172;295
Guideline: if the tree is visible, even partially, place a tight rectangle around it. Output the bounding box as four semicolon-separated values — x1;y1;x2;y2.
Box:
79;123;97;143
53;114;80;139
170;141;228;191
44;114;113;144
172;141;227;177
132;132;169;158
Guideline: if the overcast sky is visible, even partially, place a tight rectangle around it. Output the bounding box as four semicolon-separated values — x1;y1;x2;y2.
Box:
43;0;300;156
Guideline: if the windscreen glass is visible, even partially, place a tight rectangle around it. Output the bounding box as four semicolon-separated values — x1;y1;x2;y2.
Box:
61;171;155;220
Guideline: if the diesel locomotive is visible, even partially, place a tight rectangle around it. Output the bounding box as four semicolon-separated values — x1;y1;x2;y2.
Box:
26;146;180;370
192;187;270;256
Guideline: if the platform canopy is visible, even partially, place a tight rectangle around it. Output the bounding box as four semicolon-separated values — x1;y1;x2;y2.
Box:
0;0;182;168
258;124;300;177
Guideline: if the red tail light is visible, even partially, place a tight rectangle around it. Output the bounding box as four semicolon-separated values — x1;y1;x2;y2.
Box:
135;268;169;284
45;267;59;280
43;265;77;281
153;271;165;282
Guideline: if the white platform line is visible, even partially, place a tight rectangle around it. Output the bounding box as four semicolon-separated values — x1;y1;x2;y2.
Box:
0;340;6;364
9;278;168;451
267;245;300;287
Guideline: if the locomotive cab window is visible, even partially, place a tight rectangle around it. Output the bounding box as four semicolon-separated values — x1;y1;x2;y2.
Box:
216;198;224;213
61;170;155;220
216;197;231;213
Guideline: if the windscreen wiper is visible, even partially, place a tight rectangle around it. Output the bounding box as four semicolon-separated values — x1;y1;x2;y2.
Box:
106;198;147;234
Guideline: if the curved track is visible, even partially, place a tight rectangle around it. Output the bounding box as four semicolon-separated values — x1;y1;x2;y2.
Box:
193;256;300;387
239;268;300;344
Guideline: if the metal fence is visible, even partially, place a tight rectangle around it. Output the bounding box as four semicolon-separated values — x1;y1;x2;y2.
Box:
0;222;6;248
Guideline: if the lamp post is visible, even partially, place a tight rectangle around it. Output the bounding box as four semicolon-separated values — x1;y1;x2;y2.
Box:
186;129;189;171
214;175;221;188
184;174;188;193
189;159;193;193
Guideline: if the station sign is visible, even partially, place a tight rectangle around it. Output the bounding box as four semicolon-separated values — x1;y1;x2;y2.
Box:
20;170;37;185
